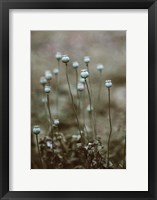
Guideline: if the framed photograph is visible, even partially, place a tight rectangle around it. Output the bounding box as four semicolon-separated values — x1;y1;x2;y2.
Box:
0;0;156;199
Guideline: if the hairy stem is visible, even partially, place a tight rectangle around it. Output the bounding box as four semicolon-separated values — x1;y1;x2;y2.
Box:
97;71;102;101
107;88;112;168
65;64;81;133
82;89;88;139
85;79;92;111
123;136;126;168
86;64;92;97
75;68;79;111
85;79;96;138
42;86;48;120
36;134;43;168
79;92;83;129
55;75;59;118
46;94;53;137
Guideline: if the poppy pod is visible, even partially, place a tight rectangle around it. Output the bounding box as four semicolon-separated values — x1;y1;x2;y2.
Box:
55;52;62;61
45;71;52;80
61;55;70;63
44;85;51;94
77;82;85;92
72;61;79;68
40;76;47;85
84;56;90;64
53;68;59;75
53;119;60;126
105;80;112;88
80;69;89;79
32;125;41;135
96;64;104;71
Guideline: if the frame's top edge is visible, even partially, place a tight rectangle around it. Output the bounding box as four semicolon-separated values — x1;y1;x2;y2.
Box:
1;0;156;2
1;0;155;9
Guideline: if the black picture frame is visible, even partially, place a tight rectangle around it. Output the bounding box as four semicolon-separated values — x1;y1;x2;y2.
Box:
0;0;157;199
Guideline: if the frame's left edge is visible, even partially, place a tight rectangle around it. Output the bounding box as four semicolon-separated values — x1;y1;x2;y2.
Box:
0;1;9;200
0;0;3;197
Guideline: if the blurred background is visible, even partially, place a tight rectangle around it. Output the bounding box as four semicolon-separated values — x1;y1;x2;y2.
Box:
31;31;126;168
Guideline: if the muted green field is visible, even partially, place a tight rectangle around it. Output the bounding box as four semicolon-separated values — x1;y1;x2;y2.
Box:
31;31;126;169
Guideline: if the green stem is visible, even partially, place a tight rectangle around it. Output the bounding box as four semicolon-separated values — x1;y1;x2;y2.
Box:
123;136;126;168
79;91;83;127
65;64;81;133
82;89;88;139
55;75;59;118
85;79;96;139
86;64;92;97
98;71;102;102
78;91;81;115
42;86;48;119
75;68;79;111
85;79;92;111
46;94;54;137
93;110;97;139
107;88;112;168
83;89;86;127
36;134;43;168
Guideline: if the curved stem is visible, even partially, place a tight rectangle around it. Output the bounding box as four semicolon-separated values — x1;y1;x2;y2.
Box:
97;71;102;101
123;136;126;168
42;86;48;121
65;64;81;133
75;68;79;111
85;79;96;138
46;94;53;137
36;135;43;168
55;75;59;118
78;91;81;117
85;79;92;111
93;110;97;139
107;88;112;168
82;89;88;139
79;92;84;128
86;64;92;97
83;89;86;126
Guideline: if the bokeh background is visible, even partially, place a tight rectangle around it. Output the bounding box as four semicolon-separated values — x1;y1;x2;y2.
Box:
31;31;126;168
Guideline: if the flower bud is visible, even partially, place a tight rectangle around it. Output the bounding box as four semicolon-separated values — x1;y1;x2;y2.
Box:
72;61;79;68
105;80;112;88
80;69;89;79
72;134;81;142
53;119;60;126
53;68;59;75
40;76;47;85
45;70;52;80
84;56;90;64
46;141;53;149
80;77;85;84
61;55;70;63
44;85;51;94
55;52;62;61
77;82;84;92
57;135;62;140
96;64;104;71
86;104;93;112
88;143;92;146
32;125;41;135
